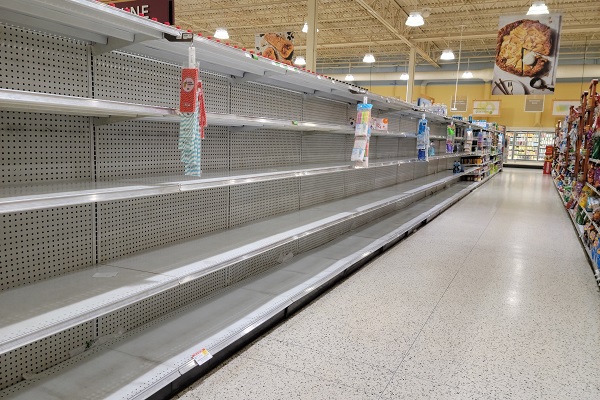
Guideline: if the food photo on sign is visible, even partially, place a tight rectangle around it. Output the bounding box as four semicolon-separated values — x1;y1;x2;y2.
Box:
255;32;295;65
493;14;562;95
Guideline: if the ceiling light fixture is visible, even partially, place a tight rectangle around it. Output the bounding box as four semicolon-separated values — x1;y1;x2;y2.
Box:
405;12;425;27
301;22;318;33
440;49;455;60
400;72;409;80
363;53;376;63
462;59;473;79
527;1;549;15
452;26;465;112
294;56;306;66
214;28;229;39
345;63;355;81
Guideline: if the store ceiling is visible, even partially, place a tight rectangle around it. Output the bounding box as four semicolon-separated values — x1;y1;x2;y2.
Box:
175;0;600;71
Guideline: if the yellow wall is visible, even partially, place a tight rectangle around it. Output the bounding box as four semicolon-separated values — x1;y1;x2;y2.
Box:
370;82;587;128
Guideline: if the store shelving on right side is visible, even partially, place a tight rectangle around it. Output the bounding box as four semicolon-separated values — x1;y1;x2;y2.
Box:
552;79;600;284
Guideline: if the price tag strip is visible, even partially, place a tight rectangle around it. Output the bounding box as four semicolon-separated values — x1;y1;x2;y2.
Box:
191;348;213;366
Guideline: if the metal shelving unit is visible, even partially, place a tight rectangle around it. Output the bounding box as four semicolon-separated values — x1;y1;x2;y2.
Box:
0;2;504;398
0;153;465;215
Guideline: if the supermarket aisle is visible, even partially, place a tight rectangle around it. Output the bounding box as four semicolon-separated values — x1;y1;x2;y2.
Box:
177;169;600;400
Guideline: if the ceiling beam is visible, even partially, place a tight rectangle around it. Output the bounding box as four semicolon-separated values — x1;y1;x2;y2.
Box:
354;0;440;68
410;25;600;43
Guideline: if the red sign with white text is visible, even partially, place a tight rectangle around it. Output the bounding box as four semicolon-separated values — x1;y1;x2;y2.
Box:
100;0;174;25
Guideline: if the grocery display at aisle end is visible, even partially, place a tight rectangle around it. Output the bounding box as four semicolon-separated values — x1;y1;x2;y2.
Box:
552;79;600;285
506;131;554;163
0;1;504;399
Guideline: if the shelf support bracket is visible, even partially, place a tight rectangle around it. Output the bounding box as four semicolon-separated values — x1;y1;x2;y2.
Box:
91;34;154;56
94;116;138;126
228;72;266;84
231;126;262;133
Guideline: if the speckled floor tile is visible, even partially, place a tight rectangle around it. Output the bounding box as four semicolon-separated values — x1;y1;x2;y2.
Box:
379;373;482;400
177;355;377;400
239;338;395;396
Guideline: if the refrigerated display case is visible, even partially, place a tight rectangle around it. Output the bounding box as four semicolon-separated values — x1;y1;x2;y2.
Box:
506;131;553;162
507;132;514;160
538;132;555;160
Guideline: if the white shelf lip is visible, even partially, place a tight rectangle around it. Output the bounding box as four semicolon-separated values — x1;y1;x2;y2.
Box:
1;89;472;140
0;89;179;119
0;154;464;214
0;169;470;355
127;38;371;104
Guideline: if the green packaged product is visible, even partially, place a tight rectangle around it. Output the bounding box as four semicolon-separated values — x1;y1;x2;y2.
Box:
592;135;600;160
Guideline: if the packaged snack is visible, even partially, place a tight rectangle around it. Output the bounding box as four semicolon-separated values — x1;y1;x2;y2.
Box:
594;168;600;189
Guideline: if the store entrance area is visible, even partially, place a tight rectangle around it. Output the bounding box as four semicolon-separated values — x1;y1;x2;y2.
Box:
176;169;600;400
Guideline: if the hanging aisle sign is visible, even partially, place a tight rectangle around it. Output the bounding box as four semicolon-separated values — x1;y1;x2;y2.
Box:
492;14;561;96
525;97;545;112
99;0;175;25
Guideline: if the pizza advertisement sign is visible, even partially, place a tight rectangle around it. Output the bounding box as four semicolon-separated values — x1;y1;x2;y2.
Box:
255;32;295;66
493;14;562;96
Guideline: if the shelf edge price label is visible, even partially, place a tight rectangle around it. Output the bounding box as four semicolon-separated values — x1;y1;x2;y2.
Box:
192;348;213;366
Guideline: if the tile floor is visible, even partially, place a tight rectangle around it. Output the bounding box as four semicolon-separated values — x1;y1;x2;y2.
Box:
176;169;600;400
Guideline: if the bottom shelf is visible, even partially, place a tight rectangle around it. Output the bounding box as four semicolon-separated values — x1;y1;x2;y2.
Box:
552;186;600;282
1;176;498;400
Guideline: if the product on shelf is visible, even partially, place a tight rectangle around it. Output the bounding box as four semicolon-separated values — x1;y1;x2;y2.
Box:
351;103;373;166
417;114;429;161
178;49;206;177
446;124;456;153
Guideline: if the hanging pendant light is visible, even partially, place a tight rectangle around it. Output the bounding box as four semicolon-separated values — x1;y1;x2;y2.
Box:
363;53;376;63
440;49;455;60
452;26;465;112
462;58;473;78
345;63;354;81
405;12;425;27
301;22;318;33
214;28;229;39
400;72;409;80
294;56;306;66
527;1;549;15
